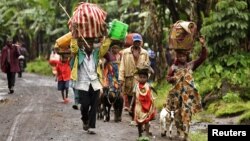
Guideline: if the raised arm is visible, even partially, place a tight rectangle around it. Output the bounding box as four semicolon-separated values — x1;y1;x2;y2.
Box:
99;38;112;58
192;36;208;71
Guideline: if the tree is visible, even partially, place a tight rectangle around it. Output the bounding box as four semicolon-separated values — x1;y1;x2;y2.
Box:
0;0;80;59
201;0;249;58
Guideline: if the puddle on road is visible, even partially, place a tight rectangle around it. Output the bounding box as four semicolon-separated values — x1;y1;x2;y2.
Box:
0;92;8;101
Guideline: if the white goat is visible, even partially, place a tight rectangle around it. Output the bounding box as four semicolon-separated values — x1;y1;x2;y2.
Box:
160;105;175;139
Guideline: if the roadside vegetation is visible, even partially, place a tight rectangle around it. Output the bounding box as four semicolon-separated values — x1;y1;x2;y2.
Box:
9;0;250;140
26;58;52;76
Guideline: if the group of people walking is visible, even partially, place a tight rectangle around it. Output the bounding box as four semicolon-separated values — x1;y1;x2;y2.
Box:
0;2;208;140
0;30;208;141
50;25;207;141
52;3;209;140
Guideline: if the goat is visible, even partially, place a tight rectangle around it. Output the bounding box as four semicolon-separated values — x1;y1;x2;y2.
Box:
99;87;123;122
160;104;177;139
97;92;104;120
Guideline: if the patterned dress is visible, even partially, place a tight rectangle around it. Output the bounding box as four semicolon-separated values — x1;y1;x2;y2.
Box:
166;65;202;134
134;83;156;124
166;46;207;135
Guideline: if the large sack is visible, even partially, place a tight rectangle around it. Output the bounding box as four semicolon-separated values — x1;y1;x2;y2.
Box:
68;2;107;38
169;20;197;50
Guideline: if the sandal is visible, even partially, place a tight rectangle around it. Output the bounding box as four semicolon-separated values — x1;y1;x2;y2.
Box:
72;105;78;110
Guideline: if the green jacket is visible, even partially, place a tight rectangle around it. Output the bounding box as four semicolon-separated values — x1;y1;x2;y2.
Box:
70;38;111;80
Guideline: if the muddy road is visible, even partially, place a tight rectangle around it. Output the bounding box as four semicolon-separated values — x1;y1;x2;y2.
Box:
0;73;209;141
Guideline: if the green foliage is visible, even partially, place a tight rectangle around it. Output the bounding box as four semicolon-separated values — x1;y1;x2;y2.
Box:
190;131;207;141
136;136;150;141
26;58;52;76
193;111;213;123
215;102;248;117
208;101;250;122
207;101;223;114
153;81;171;110
222;92;242;103
201;0;249;58
238;110;250;124
194;51;250;100
0;0;73;58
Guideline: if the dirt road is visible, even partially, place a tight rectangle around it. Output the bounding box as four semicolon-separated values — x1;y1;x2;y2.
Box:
0;73;206;141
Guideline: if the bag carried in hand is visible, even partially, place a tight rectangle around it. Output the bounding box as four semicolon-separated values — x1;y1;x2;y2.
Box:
49;51;60;66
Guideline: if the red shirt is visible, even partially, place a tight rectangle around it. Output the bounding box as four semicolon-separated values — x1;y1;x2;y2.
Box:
56;60;71;81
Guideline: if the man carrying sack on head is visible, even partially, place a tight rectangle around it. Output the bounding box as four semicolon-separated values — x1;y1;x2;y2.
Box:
68;2;111;134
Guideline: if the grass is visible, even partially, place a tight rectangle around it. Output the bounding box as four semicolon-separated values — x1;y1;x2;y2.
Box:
215;103;249;117
136;136;150;141
193;111;213;123
238;109;250;124
190;131;207;141
153;80;171;110
26;57;52;76
206;99;250;124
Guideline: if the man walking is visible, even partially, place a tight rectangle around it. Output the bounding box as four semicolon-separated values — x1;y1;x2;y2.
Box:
0;38;20;94
70;33;111;134
119;33;150;117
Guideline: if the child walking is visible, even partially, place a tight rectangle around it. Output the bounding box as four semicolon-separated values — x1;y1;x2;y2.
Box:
133;65;156;137
166;36;208;141
56;55;71;103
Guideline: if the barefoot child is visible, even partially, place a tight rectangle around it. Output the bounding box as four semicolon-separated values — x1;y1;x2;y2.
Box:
56;55;71;103
166;36;208;141
133;66;156;137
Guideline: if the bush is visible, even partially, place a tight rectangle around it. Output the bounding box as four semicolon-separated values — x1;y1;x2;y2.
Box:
222;92;242;103
153;81;171;110
26;57;52;76
215;103;248;117
190;131;207;141
238;109;250;124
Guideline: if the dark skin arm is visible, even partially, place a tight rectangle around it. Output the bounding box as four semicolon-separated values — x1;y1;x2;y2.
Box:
191;36;208;71
166;66;176;84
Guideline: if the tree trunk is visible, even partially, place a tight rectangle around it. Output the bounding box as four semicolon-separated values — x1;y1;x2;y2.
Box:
140;0;167;81
165;0;179;22
190;0;203;32
117;0;122;6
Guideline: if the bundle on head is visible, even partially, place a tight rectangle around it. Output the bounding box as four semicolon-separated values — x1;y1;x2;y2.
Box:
68;2;107;38
169;20;197;51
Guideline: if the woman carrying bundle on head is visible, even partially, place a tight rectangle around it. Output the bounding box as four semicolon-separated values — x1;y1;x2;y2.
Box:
165;20;208;141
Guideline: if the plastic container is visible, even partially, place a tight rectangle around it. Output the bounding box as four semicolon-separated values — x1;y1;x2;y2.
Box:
55;32;72;49
109;20;128;40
